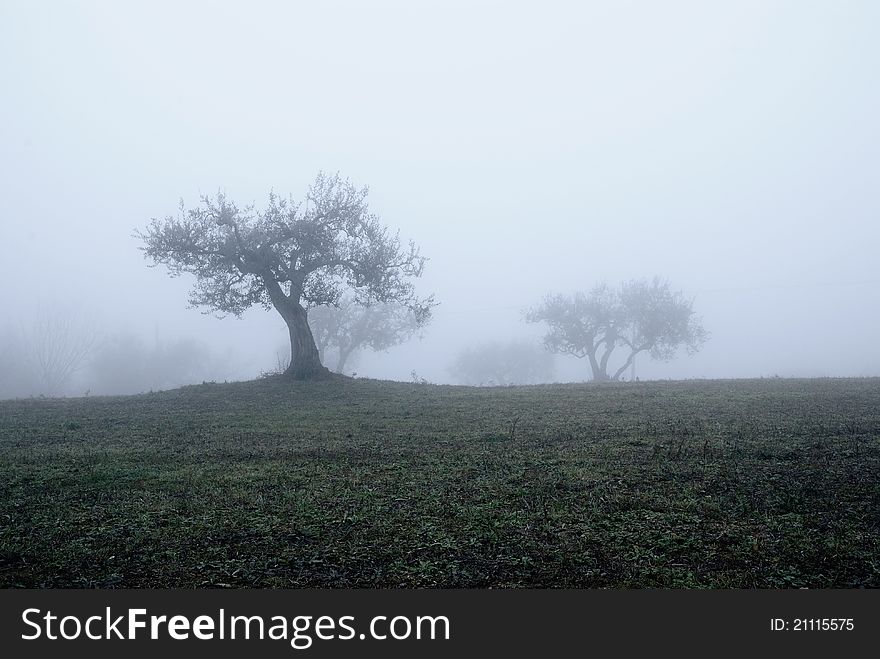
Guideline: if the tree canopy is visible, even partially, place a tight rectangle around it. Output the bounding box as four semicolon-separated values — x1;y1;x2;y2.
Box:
139;172;432;379
526;277;708;381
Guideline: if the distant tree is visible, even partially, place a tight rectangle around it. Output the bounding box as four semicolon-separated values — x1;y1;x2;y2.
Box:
307;295;432;374
138;172;432;379
23;309;99;396
526;277;707;381
449;340;555;386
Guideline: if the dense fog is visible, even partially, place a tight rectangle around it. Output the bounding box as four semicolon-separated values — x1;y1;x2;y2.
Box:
2;0;879;397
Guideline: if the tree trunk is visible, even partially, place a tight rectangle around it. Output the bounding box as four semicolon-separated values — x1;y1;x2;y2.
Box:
335;347;353;374
598;339;615;381
264;278;329;380
587;352;609;382
283;304;329;380
613;349;641;382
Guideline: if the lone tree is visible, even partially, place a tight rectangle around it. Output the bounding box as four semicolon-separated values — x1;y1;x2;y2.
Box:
139;172;431;379
526;277;707;381
24;307;99;396
306;295;432;374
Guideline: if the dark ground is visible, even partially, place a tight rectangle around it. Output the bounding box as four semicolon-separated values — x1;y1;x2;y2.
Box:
0;376;878;587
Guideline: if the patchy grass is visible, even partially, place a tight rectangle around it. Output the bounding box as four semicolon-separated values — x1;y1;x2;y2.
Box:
0;377;878;588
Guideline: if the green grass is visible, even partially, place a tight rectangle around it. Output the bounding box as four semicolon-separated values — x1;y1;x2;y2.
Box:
1;376;878;588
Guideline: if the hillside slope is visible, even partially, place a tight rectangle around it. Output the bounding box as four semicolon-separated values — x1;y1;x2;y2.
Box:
1;377;878;587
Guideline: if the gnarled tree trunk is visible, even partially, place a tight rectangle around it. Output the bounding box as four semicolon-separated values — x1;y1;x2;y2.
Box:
284;305;328;379
265;279;329;380
587;352;610;382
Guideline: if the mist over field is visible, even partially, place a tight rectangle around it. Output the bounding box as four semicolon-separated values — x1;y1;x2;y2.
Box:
2;0;879;396
2;2;880;597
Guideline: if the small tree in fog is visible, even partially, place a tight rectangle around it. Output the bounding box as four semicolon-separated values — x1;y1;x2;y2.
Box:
308;295;431;374
449;340;554;386
138;172;432;379
527;278;707;382
23;310;98;396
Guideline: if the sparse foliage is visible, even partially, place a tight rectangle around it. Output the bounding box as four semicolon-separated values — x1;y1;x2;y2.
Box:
527;277;707;381
138;172;432;379
307;295;432;374
23;309;99;396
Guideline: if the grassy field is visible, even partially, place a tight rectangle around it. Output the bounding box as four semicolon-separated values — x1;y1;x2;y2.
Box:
0;376;878;588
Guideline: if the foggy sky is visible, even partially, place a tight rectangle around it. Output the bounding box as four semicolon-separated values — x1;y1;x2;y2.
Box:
2;0;879;389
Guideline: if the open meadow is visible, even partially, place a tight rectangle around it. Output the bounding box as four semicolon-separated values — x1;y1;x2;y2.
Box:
1;377;878;588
